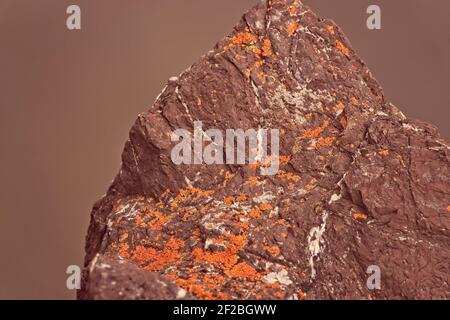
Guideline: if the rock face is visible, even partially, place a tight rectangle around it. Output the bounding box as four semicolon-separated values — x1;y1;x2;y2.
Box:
80;0;450;300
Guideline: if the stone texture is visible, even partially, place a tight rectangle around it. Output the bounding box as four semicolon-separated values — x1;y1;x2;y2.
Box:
80;0;450;300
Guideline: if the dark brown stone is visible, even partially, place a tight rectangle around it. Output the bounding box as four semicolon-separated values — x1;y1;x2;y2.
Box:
80;0;450;300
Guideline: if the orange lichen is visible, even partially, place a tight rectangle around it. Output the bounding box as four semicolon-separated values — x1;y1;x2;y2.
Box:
274;291;285;299
118;243;130;258
277;170;301;182
235;220;250;230
287;21;299;36
148;210;172;230
249;208;262;219
193;247;237;270
304;184;314;191
279;156;291;165
135;215;143;226
119;232;128;242
259;203;273;211
447;205;450;212
231;31;257;46
224;196;234;205
252;46;262;57
350;97;359;105
257;71;266;81
288;6;298;16
171;272;230;300
327;25;335;35
274;219;286;226
379;149;390;157
336;40;350;57
303;120;329;139
245;176;260;186
262;39;273;57
226;262;261;279
131;237;184;271
111;155;310;299
222;171;235;188
228;234;248;248
187;186;214;197
340;117;348;128
265;245;281;256
335;102;345;112
353;213;368;220
298;290;307;300
237;194;248;202
316;136;336;148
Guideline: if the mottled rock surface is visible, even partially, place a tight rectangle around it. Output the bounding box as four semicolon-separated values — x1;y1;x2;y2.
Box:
79;0;450;300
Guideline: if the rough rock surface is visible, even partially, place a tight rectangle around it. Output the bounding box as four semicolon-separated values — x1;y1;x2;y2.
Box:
79;0;450;300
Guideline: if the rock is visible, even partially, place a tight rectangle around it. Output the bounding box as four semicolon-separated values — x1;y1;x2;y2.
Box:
79;254;192;300
80;0;450;300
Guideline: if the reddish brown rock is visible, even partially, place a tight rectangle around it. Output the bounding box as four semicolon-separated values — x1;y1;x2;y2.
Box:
80;0;450;300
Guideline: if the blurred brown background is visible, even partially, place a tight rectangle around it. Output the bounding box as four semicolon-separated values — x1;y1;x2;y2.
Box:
0;0;448;299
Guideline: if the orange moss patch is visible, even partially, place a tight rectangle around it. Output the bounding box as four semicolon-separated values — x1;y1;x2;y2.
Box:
353;213;368;220
287;21;299;36
336;40;350;57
